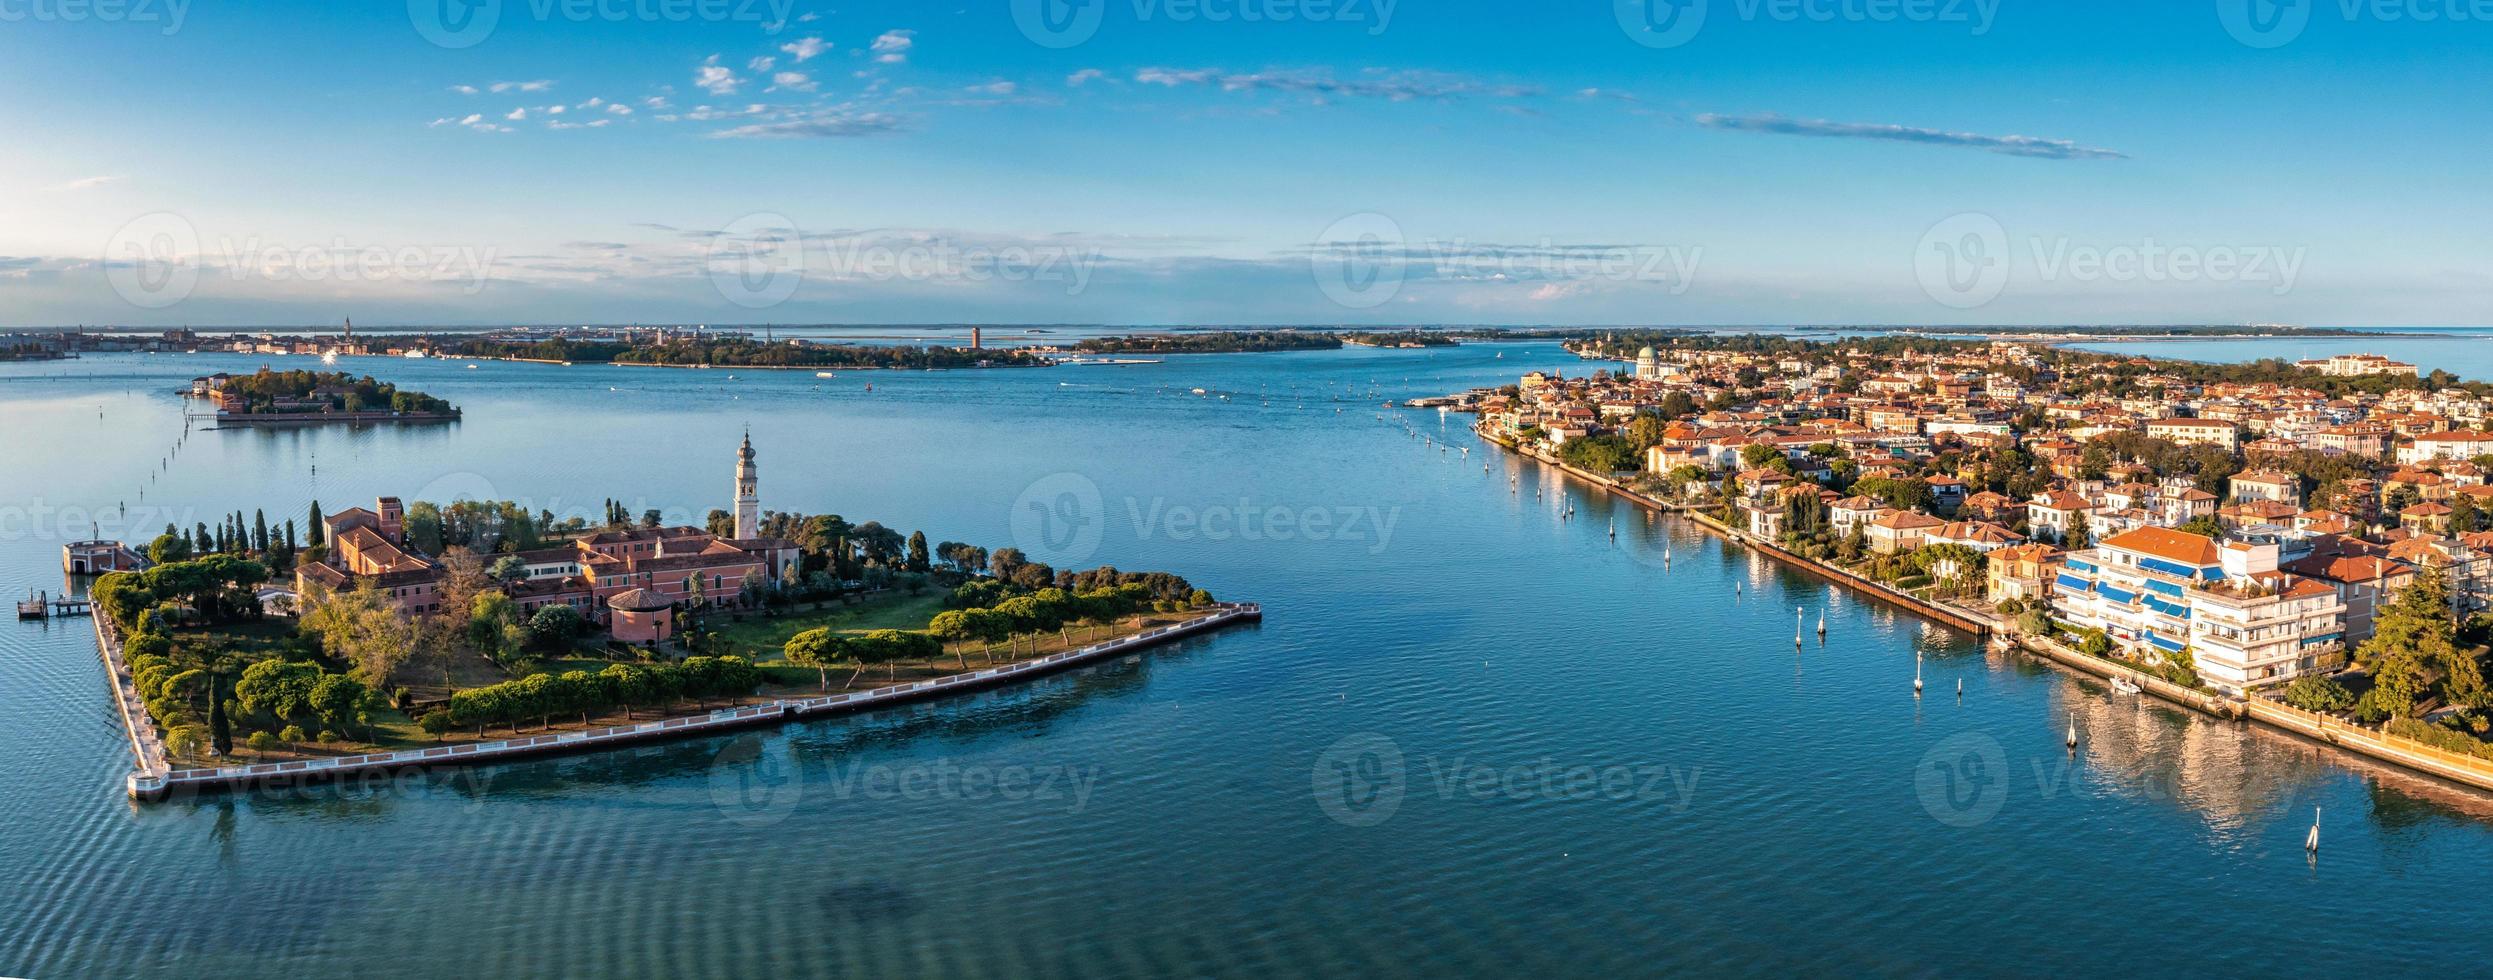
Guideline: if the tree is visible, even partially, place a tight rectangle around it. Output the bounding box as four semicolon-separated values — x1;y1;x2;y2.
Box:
907;531;931;573
2175;516;2225;539
784;627;844;689
417;711;456;741
488;554;528;582
2282;675;2356;713
235;660;323;724
307;500;325;547
297;585;416;685
927;610;976;670
527;604;585;651
2354;572;2458;721
146;532;192;565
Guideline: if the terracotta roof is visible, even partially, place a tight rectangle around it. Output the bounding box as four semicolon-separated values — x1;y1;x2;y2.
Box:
2100;526;2223;566
1871;510;1946;530
607;588;674;612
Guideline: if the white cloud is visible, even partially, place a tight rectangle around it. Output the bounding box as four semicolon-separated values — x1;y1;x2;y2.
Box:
780;36;829;62
488;80;555;94
695;55;742;95
1066;68;1105;86
50;175;122;191
506;108;528;121
871;30;913;64
451;84;480;95
748;55;776;72
771;71;817;92
607;103;634;115
967;80;1016;95
708;110;903;139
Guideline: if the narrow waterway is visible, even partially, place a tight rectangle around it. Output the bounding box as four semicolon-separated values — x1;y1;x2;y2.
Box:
5;343;2491;977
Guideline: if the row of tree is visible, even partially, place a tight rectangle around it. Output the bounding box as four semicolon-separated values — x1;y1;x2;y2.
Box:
433;656;763;735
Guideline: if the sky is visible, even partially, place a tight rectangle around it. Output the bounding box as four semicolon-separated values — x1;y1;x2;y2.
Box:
4;0;2491;328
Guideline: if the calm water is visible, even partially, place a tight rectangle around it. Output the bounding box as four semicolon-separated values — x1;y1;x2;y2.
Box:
6;343;2493;978
2072;326;2493;380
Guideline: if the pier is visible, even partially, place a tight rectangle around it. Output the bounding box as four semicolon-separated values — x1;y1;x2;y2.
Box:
16;591;91;619
103;602;1262;801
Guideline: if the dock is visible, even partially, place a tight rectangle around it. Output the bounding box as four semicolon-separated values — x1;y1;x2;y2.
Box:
17;591;90;619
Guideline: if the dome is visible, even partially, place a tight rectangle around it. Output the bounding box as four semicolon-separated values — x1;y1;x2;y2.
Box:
607;588;674;612
1636;346;1657;359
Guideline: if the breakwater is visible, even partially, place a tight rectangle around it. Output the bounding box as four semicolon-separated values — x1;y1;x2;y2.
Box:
103;603;1261;801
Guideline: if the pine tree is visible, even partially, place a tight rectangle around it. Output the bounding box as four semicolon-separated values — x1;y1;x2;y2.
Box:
2355;571;2462;721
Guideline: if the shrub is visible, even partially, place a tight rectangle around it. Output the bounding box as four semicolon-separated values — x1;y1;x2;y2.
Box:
246;731;279;753
278;724;309;746
2281;675;2355;713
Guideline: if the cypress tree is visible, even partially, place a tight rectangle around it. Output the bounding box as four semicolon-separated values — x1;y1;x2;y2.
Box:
253;509;269;552
307;501;325;547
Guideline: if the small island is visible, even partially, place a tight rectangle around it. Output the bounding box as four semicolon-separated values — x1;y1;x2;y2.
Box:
87;435;1254;796
188;368;459;424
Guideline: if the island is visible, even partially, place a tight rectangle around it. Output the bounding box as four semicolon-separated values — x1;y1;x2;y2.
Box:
187;368;459;424
1450;331;2493;791
87;434;1255;798
445;336;1050;370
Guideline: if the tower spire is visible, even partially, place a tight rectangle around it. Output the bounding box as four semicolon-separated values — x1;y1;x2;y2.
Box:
733;428;760;539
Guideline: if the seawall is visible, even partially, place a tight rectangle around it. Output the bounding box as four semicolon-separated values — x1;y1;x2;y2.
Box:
105;603;1261;801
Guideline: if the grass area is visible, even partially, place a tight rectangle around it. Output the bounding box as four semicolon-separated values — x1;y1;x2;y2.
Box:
706;589;950;660
167;602;1227;765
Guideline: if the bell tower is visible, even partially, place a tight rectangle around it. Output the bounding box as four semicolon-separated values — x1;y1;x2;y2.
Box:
733;430;760;539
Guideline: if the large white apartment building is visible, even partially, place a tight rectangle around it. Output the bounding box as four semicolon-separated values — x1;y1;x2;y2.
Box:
2051;526;2346;694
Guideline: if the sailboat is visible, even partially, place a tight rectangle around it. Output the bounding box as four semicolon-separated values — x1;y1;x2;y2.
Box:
1794;607;1803;646
2306;806;2321;854
2065;713;2079;750
1913;653;1924;696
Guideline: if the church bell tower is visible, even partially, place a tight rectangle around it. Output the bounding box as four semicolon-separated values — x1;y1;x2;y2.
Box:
734;430;760;539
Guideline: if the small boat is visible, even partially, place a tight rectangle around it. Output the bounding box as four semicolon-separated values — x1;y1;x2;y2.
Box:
2306;806;2321;854
1193;388;1209;396
2110;676;2142;695
465;363;478;369
1913;653;1923;696
816;371;837;378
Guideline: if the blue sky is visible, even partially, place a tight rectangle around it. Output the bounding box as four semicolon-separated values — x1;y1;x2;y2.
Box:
6;0;2491;327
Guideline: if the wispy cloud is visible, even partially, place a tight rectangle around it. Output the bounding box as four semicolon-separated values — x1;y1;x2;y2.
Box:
871;30;913;64
780;36;828;63
1694;113;2127;160
1134;67;1538;102
51;175;123;191
694;55;741;96
1066;68;1105;87
707;110;903;139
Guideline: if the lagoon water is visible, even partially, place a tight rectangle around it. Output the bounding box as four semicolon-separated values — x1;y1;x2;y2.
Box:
7;342;2493;977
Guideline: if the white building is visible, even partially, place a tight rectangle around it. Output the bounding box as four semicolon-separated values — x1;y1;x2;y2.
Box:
2050;527;2346;694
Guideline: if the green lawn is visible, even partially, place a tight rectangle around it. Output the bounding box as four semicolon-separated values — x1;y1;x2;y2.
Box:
710;590;951;661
